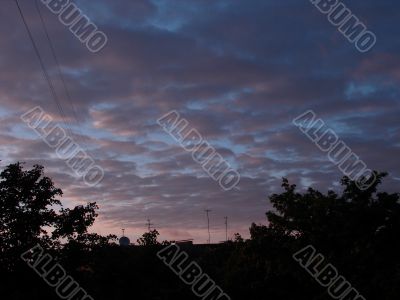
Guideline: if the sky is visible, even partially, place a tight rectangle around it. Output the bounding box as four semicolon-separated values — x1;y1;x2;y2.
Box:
1;0;399;243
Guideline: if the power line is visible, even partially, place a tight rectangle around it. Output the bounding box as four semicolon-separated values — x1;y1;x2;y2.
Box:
34;0;87;147
15;0;74;138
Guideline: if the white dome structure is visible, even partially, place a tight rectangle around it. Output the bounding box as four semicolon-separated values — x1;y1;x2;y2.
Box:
119;236;130;246
119;228;130;246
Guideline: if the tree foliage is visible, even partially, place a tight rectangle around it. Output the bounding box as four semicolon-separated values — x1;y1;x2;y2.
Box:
0;163;115;271
1;163;399;299
137;229;160;246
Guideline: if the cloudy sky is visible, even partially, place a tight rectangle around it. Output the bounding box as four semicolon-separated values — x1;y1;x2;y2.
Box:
1;0;399;243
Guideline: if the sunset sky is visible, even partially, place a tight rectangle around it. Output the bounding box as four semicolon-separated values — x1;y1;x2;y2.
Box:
1;0;399;243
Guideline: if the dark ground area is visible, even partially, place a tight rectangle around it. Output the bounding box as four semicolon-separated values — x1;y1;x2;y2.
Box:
1;163;399;299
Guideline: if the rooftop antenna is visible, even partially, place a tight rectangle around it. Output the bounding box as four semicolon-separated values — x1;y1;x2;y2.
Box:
146;218;154;232
205;209;211;244
224;217;228;242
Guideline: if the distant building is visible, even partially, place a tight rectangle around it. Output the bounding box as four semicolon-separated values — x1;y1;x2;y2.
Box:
174;240;194;248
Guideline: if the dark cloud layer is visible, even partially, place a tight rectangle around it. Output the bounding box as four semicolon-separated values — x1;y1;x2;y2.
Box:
1;0;399;243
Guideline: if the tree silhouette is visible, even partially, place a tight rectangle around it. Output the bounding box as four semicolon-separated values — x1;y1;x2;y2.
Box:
0;162;114;271
137;229;160;246
1;163;399;299
233;233;244;243
246;171;400;299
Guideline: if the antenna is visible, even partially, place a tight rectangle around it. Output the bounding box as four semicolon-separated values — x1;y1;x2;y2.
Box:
146;219;154;232
205;209;211;244
224;217;228;242
121;228;125;237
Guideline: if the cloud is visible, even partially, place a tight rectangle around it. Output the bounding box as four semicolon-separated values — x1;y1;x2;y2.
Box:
1;0;399;242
